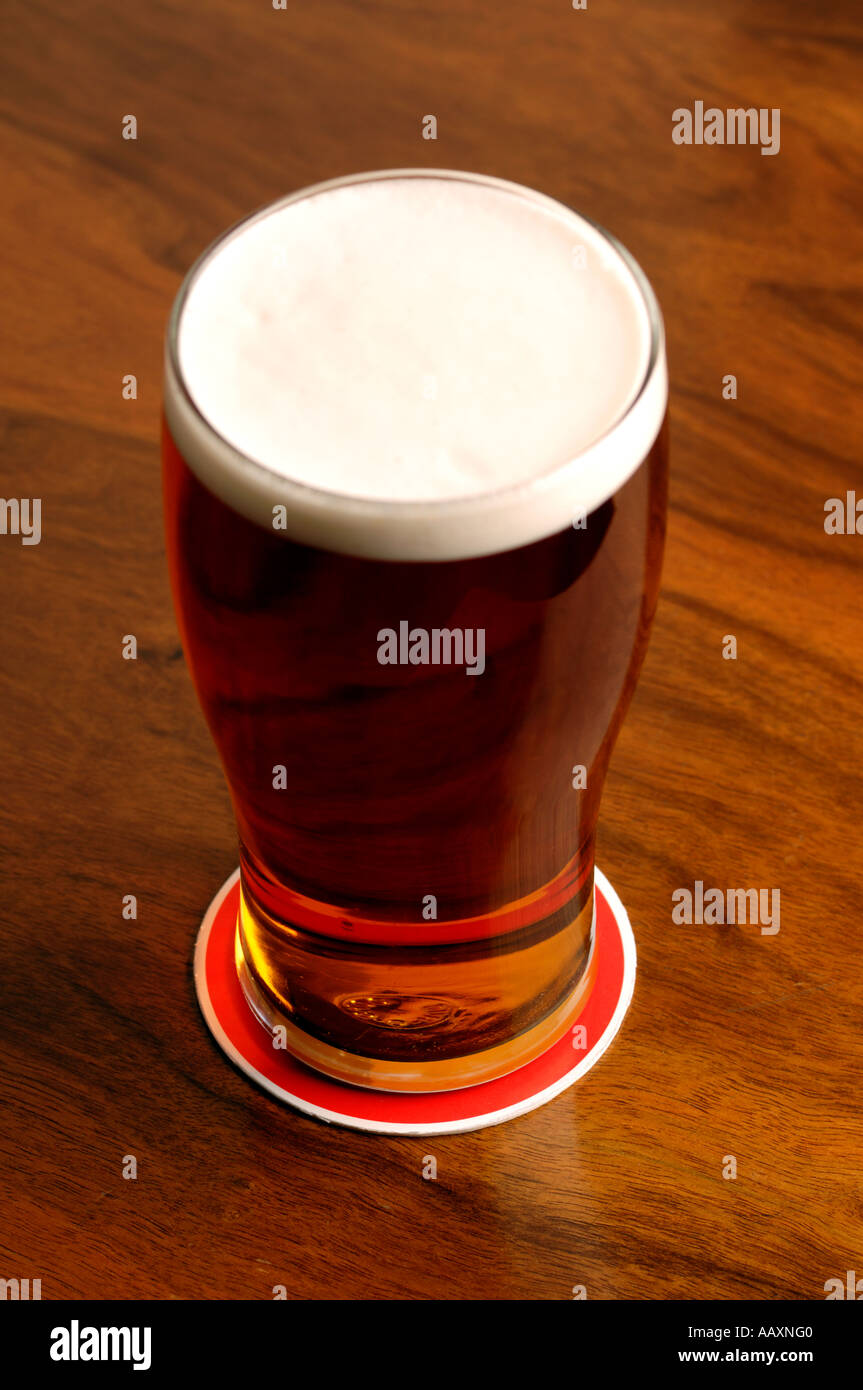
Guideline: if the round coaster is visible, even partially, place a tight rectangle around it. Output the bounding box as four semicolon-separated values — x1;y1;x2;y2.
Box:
193;867;636;1136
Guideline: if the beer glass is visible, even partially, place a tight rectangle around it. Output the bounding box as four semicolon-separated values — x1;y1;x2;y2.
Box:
163;169;668;1093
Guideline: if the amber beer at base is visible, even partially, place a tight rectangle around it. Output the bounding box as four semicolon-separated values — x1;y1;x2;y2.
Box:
163;170;668;1092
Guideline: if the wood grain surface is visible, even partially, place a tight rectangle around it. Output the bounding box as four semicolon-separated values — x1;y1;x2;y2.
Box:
1;0;861;1300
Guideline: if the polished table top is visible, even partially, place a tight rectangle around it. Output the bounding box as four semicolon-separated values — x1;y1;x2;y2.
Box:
1;0;860;1299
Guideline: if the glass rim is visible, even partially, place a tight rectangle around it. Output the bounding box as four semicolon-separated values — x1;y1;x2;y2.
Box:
164;168;668;559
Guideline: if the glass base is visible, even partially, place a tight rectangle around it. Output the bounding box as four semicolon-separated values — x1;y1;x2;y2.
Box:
234;901;597;1094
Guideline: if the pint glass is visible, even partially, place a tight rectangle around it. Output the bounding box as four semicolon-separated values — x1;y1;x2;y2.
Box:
163;169;668;1093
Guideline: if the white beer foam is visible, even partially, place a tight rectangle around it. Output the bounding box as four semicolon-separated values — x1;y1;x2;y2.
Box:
166;171;667;560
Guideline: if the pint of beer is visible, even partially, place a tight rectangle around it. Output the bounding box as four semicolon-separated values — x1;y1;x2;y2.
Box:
163;170;668;1092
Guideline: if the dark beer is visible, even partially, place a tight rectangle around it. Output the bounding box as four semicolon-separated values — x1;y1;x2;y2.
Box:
163;170;668;1090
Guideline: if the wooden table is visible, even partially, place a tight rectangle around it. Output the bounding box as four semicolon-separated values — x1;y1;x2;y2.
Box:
1;0;860;1300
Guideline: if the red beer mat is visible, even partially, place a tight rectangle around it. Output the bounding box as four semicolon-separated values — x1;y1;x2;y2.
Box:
194;867;636;1136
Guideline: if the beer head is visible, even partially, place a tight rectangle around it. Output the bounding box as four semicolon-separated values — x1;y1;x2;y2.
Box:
165;170;667;559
